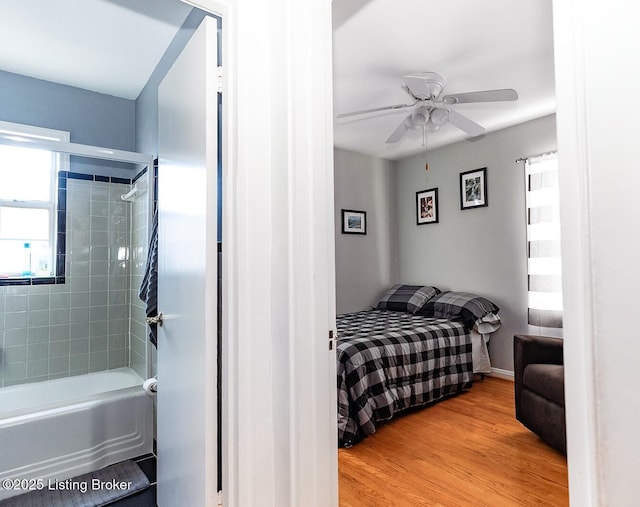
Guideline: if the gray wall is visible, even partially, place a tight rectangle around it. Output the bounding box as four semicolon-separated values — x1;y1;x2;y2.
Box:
334;148;398;313
0;70;136;178
395;114;558;371
334;115;558;371
135;8;204;156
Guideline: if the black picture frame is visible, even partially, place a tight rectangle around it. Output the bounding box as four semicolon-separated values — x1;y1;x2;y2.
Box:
416;188;439;225
341;209;367;234
460;167;488;210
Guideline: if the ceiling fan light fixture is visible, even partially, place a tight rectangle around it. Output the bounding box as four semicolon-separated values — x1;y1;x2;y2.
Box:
426;119;440;133
410;106;430;126
430;107;449;126
411;111;428;125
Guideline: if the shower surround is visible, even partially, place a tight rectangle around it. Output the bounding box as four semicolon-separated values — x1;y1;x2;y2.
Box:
0;170;149;387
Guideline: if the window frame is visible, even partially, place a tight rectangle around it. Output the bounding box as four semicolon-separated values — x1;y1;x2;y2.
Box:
0;121;69;284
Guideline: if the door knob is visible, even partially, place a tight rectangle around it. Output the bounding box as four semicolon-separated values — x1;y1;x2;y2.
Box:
146;312;163;326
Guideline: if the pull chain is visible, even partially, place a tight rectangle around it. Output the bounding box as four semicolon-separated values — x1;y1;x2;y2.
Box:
424;125;429;171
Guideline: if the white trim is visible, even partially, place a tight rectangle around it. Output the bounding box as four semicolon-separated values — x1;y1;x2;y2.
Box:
488;368;514;381
0;120;70;143
174;2;239;506
0;121;151;165
182;1;338;506
0;122;70;278
552;1;599;505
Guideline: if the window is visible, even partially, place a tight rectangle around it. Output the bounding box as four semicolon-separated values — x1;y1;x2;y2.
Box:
525;152;562;328
0;122;69;280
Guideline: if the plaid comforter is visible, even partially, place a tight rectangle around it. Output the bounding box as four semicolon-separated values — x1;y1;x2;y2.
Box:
336;310;473;447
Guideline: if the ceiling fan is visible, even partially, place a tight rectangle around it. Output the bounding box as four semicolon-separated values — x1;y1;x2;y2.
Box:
337;72;518;144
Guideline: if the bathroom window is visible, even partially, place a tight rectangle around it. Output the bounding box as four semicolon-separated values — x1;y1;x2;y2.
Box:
0;121;69;281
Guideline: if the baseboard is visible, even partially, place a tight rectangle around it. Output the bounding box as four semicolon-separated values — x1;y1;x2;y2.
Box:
489;367;514;381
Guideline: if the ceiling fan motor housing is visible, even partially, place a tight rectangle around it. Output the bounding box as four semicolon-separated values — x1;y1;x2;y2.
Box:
403;71;445;100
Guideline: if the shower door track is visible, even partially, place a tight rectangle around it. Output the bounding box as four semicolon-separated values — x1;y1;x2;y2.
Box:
0;123;154;166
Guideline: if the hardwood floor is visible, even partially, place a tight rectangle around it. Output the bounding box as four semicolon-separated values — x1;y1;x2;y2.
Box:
338;377;568;507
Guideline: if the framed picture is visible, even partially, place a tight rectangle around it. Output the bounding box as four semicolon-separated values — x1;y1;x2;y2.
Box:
460;167;488;210
341;209;367;234
416;188;439;225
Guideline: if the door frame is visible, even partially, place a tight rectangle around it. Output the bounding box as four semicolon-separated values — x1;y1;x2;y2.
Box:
553;0;640;504
178;1;337;506
181;0;620;506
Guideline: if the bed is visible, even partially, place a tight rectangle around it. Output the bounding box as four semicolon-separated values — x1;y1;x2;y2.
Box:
336;285;501;447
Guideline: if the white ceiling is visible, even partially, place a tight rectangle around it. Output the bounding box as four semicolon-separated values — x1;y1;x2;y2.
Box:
0;0;554;157
0;0;192;100
332;0;556;160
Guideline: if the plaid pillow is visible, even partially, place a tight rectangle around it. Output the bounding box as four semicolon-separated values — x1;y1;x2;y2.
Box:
420;291;499;328
375;284;440;314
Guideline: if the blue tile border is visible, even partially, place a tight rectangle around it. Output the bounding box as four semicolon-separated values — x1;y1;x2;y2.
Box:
63;171;133;185
0;169;137;287
132;167;148;184
66;171;93;181
0;278;30;286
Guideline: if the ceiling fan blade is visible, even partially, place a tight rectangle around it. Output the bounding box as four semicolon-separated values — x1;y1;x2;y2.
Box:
448;110;486;137
385;115;413;143
442;88;518;104
337;100;418;119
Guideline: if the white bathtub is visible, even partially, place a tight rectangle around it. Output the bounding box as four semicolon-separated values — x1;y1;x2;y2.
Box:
0;368;153;501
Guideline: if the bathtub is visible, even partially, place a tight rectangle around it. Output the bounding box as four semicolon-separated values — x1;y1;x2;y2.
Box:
0;368;153;500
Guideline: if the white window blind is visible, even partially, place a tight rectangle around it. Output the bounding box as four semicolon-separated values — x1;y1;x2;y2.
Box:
525;152;562;328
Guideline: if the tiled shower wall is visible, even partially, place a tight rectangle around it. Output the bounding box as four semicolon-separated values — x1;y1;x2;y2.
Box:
0;175;149;387
129;171;150;379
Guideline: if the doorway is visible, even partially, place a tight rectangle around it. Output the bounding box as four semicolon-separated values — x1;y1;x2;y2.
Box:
331;0;563;504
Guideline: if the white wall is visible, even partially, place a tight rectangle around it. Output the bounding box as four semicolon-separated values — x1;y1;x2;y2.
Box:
222;0;338;505
395;115;557;371
334;148;398;313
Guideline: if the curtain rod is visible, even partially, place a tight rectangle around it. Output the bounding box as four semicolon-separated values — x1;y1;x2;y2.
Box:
515;150;557;163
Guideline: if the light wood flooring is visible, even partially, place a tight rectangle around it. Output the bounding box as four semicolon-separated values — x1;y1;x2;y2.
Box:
338;377;568;507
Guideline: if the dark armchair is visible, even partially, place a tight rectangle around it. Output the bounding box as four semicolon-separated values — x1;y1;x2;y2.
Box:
513;334;566;455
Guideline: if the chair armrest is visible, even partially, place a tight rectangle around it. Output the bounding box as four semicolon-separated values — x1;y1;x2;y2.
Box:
514;334;564;369
513;334;564;417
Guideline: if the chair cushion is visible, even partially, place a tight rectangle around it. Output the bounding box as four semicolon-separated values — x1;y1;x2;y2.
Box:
523;363;565;406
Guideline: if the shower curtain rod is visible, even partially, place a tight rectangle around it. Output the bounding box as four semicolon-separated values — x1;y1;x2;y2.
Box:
0;133;154;166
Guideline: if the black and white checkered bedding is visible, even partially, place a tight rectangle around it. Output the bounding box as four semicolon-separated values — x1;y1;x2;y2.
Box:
336;310;473;447
421;291;500;329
